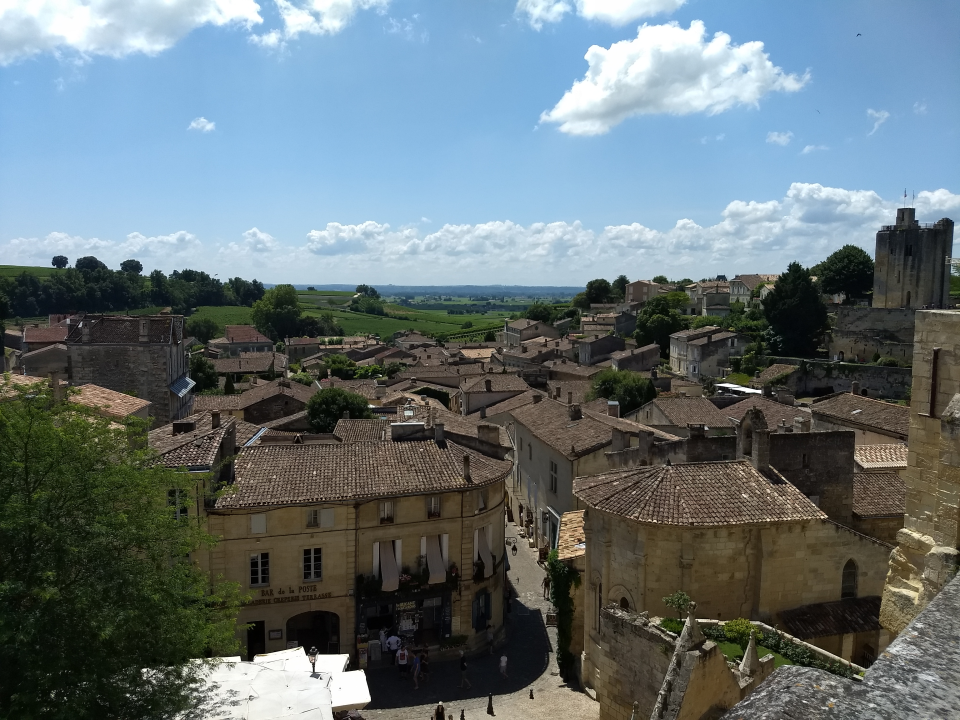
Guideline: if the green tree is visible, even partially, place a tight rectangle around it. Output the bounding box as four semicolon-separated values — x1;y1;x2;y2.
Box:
585;278;613;304
461;321;473;329
75;255;107;272
120;259;143;274
662;590;691;618
483;331;496;342
324;353;358;379
289;372;315;386
571;291;590;310
186;316;219;344
523;302;556;323
223;374;236;395
306;387;373;432
724;618;755;650
189;354;219;393
691;315;725;329
652;274;668;284
763;262;828;357
611;274;629;301
349;296;386;316
251;284;302;340
812;244;874;301
355;284;380;299
384;362;404;378
51;255;68;269
587;369;657;414
545;549;582;677
0;378;244;719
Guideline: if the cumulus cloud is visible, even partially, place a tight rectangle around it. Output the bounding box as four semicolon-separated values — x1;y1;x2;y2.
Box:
250;0;389;47
766;130;793;146
540;21;809;135
188;117;216;132
801;144;827;154
867;108;889;135
304;221;417;256
517;0;683;29
0;0;262;65
0;229;202;270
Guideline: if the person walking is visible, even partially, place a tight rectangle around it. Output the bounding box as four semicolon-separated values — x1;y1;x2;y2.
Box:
420;649;430;684
499;654;508;679
541;573;551;599
396;644;409;677
458;650;472;689
386;632;400;664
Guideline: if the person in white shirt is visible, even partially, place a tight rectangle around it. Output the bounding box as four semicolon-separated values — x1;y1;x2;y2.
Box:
499;654;508;679
386;633;401;664
396;645;410;676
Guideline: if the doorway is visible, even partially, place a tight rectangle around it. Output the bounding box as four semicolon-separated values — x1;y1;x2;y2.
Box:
247;621;266;660
286;611;341;654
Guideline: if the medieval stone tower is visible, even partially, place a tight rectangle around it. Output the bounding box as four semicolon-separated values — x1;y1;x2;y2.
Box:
873;208;953;309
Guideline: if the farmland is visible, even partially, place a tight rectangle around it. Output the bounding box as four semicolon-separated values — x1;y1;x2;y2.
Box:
187;305;254;334
0;265;61;280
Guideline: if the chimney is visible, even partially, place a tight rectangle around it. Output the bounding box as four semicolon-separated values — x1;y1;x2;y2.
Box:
172;419;196;436
752;429;771;474
428;406;435;427
687;423;705;437
607;400;620;418
342;410;350;419
48;372;63;403
793;416;811;433
611;428;627;452
479;407;487;419
555;341;559;347
375;384;386;399
435;422;445;444
484;378;492;392
532;393;542;404
81;322;90;343
139;318;150;344
463;455;472;482
478;424;499;445
851;381;861;396
568;403;582;421
211;411;221;429
561;358;567;364
567;391;573;405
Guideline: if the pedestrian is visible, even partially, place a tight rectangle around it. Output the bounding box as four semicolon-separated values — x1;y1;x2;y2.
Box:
433;703;445;720
486;624;494;654
386;632;400;664
499;654;508;679
412;649;422;689
541;573;551;599
421;649;430;683
459;650;472;689
397;644;409;676
379;627;387;651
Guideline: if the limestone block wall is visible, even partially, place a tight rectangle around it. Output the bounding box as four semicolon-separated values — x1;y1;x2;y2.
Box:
852;515;903;546
767;356;913;400
767;430;856;524
243;395;308;424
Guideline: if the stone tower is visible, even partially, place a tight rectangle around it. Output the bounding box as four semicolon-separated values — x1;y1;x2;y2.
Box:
880;310;960;635
873;208;953;309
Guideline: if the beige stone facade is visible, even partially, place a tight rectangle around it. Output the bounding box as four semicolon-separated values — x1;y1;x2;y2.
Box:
880;310;960;635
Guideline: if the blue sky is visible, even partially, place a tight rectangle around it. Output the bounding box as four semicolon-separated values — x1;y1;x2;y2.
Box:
0;0;957;285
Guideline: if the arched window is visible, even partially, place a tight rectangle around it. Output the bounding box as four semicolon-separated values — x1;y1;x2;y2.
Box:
841;559;858;599
619;597;630;610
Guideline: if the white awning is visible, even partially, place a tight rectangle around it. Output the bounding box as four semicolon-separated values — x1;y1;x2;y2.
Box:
380;540;399;592
330;670;371;712
476;526;493;578
426;535;446;585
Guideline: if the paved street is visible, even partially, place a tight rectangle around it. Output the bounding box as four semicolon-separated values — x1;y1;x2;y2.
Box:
362;517;598;720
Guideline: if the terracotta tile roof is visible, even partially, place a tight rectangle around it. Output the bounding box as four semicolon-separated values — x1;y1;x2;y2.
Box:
334;418;390;442
71;384;152;418
396;365;484;381
224;325;272;344
193;394;243;412
688;331;737;346
148;413;236;468
461;374;531;393
459;348;496;360
811;393;909;438
238;378;316;408
544;380;593;405
212;355;275;374
404;404;512;448
556;510;586;561
574;460;825;526
24;326;69;343
854;444;908;470
670;326;720;339
732;274;779;292
243;351;287;369
260;410;310;432
512;397;677;460
853;471;905;517
65;315;182;344
541;361;603;379
753;363;798;386
467;389;539;418
645;397;735;428
778;597;882;640
318;378;379;400
219;439;513;508
506;319;543;330
725;397;809;429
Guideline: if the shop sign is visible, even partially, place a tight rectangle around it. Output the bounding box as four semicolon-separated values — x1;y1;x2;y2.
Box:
396;600;417;610
243;584;333;607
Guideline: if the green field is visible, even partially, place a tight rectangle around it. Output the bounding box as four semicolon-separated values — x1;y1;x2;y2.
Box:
303;305;507;338
188;305;254;336
0;265;61;280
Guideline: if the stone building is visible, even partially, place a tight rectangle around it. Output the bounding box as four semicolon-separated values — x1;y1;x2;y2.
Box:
669;326;745;380
198;419;512;660
879;309;960;636
730;274;779;307
459;374;530;416
236;378;317;425
577;334;625;366
221;325;275;356
624;279;662;306
501;319;560;348
631;396;736;438
873;207;953;309
580;312;636;336
607;343;660;372
810;390;910;445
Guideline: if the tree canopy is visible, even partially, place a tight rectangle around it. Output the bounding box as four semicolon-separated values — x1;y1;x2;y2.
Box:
251;284;321;340
523;302;556;323
812;244;874;301
585;278;613;304
51;255;68;269
189;354;220;393
120;259;143;275
763;262;829;356
611;274;629;301
306;387;373;432
186;316;219;344
355;284;380;299
587;369;657;414
0;379;243;719
652;274;668;284
75;255;107;272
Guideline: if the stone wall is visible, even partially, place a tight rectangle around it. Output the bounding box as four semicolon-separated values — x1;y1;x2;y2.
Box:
828;307;916;365
852;514;903;547
880;310;960;635
766;357;913;401
243;395;309;425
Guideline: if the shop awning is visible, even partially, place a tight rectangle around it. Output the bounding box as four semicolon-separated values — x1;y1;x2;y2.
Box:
476;527;493;579
426;535;446;585
330;670;371;712
380;541;399;592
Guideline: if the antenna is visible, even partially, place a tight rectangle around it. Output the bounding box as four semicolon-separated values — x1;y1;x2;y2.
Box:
903;188;907;208
912;190;915;208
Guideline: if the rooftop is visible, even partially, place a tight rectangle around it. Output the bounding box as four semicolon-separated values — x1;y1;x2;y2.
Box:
23;326;69;343
224;325;272;344
811;392;910;438
71;384;152;419
853;471;905;517
219;439;513;508
853;443;908;470
725;396;808;429
467;389;539;419
670;326;721;340
461;374;531;393
731;274;779;291
752;363;798;386
239;378;316;408
644;396;735;428
193;394;244;412
148;412;236;468
777;596;882;640
574;460;825;526
212;355;275;374
334;418;390;442
65;314;183;345
556;510;586;562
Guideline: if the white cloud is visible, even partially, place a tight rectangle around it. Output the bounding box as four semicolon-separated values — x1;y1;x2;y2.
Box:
867;108;889;136
0;229;202;270
801;144;827;154
516;0;683;29
251;0;389;47
304;221;417;256
913;101;927;115
242;227;280;252
540;21;809;135
0;0;262;65
766;130;793;146
188;117;216;132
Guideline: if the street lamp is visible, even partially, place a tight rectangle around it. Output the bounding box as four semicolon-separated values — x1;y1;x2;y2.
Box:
308;646;319;674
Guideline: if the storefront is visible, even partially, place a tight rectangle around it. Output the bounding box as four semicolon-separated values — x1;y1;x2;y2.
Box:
356;589;454;654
